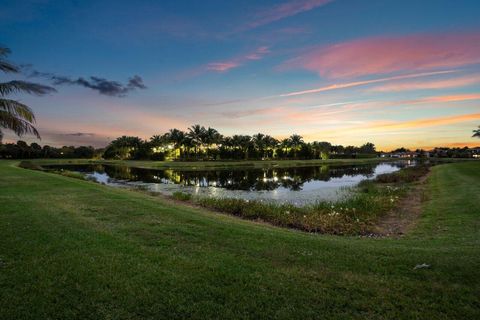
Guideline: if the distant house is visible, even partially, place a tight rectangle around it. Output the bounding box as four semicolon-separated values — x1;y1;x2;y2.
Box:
386;151;419;158
472;148;480;158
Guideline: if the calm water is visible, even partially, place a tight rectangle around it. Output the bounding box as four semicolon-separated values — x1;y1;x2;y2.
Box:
44;161;414;205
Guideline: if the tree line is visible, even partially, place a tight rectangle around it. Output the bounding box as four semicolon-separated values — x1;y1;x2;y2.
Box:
2;125;478;160
0;140;100;159
102;125;377;161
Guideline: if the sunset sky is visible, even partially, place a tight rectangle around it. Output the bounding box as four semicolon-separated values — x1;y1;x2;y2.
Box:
1;0;480;150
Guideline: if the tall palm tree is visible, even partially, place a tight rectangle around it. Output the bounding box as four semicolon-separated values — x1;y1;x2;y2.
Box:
231;135;251;160
263;135;278;159
168;128;185;159
473;126;480;138
280;138;290;159
288;134;304;159
238;135;252;160
187;124;206;159
252;133;266;159
0;47;55;143
204;127;222;159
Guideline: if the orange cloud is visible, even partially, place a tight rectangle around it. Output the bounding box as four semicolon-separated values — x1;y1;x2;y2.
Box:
404;93;480;105
372;113;480;131
368;74;480;92
301;113;480;145
282;32;480;78
433;142;480;148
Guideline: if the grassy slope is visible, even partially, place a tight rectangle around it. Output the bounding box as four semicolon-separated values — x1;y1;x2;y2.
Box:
0;160;479;319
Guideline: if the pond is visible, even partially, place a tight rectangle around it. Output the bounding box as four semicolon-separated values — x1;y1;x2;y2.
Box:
43;161;414;205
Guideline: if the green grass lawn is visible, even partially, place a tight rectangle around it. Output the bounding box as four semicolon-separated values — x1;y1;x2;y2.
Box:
1;160;479;319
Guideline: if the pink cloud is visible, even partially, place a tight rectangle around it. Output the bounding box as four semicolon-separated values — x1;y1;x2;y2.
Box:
205;62;241;72
174;46;270;80
283;32;480;79
203;46;270;73
245;0;333;30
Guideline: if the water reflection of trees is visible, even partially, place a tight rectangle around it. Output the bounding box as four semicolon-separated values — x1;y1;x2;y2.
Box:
101;164;388;191
50;163;408;191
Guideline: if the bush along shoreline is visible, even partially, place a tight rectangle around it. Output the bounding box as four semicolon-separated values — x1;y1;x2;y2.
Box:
172;165;431;235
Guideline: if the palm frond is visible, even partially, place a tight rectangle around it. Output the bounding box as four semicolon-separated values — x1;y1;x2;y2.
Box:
0;80;56;97
0;110;40;139
0;98;35;123
473;126;480;138
0;47;18;72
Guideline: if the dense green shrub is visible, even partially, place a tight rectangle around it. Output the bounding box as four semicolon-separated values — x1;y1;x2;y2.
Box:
189;179;408;235
376;165;430;183
172;191;192;201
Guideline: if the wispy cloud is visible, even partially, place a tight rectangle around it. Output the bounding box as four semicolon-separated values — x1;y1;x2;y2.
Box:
281;32;480;79
371;113;480;131
403;93;480;105
276;70;457;97
205;62;241;73
178;46;271;78
62;132;96;137
199;70;461;108
205;46;270;73
243;0;333;31
368;74;480;92
302;113;480;149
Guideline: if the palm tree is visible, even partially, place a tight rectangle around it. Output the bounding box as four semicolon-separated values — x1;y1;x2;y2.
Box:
0;47;55;143
473;126;480;138
204;127;222;159
238;135;252;160
252;133;265;159
263;135;278;159
150;134;166;146
187;124;206;159
288;134;304;159
280;138;290;159
231;135;251;160
168;128;185;159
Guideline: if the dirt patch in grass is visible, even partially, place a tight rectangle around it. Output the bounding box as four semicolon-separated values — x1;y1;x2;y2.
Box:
373;170;430;237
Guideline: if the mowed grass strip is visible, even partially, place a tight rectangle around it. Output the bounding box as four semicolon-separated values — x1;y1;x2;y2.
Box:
26;157;393;171
0;160;479;319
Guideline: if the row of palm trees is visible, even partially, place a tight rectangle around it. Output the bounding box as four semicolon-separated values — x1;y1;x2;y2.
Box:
150;125;315;160
104;125;364;160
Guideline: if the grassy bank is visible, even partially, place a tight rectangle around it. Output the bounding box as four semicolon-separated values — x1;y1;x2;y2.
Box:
1;160;479;319
171;165;430;235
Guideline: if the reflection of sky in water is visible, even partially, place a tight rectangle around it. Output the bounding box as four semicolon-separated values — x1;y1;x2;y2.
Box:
75;161;412;205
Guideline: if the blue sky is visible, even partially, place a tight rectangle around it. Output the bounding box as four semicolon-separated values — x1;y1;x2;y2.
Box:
1;0;480;150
